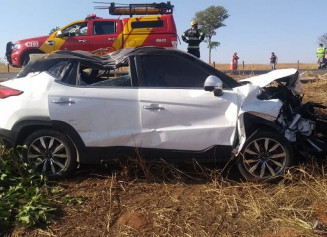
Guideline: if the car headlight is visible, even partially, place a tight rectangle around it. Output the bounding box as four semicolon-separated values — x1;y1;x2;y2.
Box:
13;43;21;50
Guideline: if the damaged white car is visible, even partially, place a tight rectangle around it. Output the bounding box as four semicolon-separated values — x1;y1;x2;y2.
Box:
0;47;326;181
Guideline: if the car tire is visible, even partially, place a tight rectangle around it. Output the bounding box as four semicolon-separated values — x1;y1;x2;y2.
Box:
23;129;77;179
237;130;294;182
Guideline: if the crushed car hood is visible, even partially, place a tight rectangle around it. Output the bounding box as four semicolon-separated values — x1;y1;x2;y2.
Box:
239;69;298;87
235;69;300;124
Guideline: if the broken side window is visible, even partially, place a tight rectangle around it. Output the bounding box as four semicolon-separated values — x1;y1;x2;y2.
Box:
77;59;132;87
47;61;70;79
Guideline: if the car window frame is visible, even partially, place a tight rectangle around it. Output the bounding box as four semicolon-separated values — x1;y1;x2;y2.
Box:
53;58;138;88
60;22;89;37
92;20;117;35
136;54;220;89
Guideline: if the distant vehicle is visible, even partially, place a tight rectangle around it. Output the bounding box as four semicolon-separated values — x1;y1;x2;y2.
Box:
5;2;177;67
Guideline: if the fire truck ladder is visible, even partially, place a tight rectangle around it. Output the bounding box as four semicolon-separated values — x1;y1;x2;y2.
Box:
94;2;174;17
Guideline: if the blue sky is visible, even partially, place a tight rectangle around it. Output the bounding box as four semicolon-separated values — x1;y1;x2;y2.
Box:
0;0;325;64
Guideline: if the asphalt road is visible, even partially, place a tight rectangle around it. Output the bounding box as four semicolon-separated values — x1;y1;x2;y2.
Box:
0;69;326;82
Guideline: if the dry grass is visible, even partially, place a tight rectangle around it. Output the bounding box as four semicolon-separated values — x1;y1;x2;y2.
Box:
0;63;21;73
8;160;327;237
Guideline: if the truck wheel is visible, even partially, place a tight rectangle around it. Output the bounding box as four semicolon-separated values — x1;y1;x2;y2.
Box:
23;129;77;179
237;130;294;182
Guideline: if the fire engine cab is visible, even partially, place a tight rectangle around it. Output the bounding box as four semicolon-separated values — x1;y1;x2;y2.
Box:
6;2;177;67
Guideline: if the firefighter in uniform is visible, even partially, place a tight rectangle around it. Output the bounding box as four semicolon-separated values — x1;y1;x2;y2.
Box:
182;20;205;58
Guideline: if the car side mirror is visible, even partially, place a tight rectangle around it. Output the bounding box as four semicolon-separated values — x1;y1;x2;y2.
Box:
56;30;63;38
204;75;223;96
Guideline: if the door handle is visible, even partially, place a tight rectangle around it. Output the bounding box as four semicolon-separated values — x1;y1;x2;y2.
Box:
143;104;165;110
52;99;75;105
78;39;87;43
108;38;116;41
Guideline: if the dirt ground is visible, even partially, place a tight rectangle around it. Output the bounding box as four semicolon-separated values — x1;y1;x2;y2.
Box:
6;72;327;237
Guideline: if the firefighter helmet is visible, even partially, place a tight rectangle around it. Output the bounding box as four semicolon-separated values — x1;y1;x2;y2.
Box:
191;20;198;26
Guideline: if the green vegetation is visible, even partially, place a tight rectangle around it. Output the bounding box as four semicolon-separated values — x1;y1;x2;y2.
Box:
0;145;85;235
318;33;327;47
0;145;55;233
194;5;229;63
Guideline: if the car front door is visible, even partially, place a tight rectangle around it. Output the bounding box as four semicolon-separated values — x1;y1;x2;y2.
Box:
138;55;239;151
47;61;142;148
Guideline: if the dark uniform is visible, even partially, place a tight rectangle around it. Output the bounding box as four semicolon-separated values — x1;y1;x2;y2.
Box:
182;21;205;58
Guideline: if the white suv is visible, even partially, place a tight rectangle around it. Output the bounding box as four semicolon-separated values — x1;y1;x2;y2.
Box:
1;47;325;181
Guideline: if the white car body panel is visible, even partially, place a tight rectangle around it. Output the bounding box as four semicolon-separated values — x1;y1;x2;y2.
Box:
0;66;298;154
0;72;51;130
140;88;238;150
236;83;282;120
48;82;142;147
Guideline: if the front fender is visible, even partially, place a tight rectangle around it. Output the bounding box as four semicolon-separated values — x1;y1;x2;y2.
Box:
236;112;282;155
236;96;283;154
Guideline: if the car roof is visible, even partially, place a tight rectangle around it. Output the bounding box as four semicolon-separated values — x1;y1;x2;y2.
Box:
19;47;194;73
17;47;239;87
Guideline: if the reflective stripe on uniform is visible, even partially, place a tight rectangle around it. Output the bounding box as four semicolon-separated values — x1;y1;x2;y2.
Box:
188;45;200;49
188;37;200;40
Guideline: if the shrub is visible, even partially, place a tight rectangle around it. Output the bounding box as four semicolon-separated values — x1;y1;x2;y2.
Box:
0;145;56;233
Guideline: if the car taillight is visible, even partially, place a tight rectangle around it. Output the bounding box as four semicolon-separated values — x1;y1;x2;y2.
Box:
0;85;23;98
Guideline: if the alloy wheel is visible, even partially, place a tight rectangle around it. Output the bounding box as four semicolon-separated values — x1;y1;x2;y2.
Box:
27;136;70;176
242;137;287;179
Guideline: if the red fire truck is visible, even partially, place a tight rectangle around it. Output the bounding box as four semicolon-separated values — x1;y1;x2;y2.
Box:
6;2;177;67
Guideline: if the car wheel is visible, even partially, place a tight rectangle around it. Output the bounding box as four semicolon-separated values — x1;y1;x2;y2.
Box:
237;130;294;182
23;129;77;179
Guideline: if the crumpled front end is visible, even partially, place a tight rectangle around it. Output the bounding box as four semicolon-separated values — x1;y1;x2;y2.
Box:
234;69;304;154
236;68;327;158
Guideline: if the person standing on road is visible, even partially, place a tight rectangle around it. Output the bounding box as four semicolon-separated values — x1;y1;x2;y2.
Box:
270;52;278;70
182;20;205;58
317;43;326;69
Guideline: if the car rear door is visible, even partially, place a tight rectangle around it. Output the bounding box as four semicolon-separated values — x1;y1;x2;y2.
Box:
47;61;142;148
138;54;239;151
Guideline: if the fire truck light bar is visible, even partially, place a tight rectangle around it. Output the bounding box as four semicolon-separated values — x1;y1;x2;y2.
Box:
94;2;174;16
